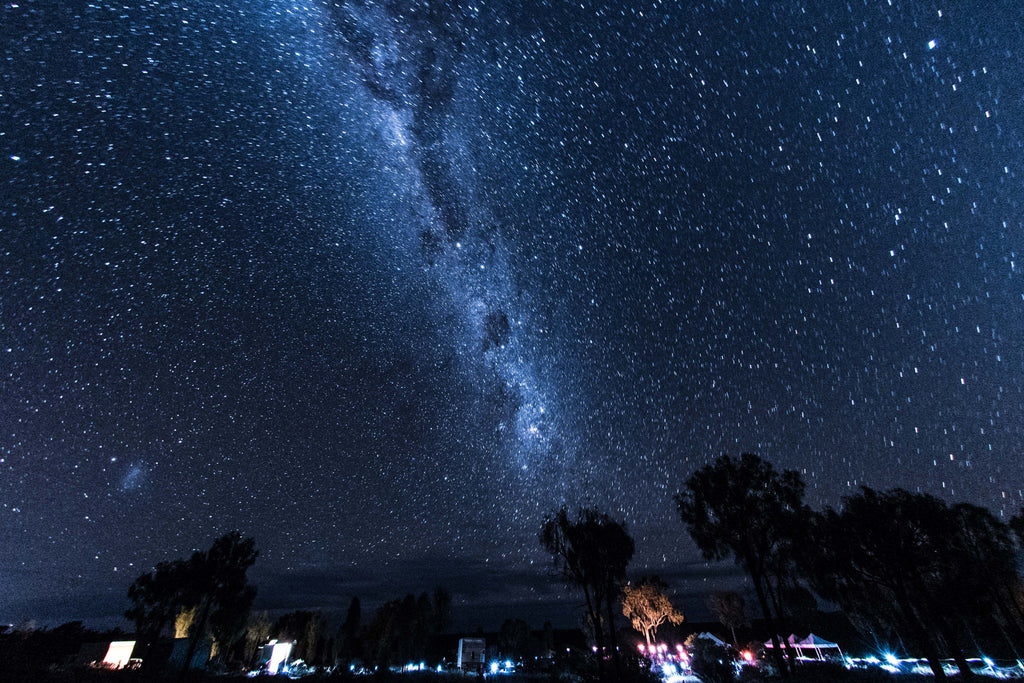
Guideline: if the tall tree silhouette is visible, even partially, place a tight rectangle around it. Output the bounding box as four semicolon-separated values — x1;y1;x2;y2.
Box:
361;590;450;668
180;532;258;670
334;597;361;667
798;488;1019;679
675;453;805;676
126;559;188;647
540;507;634;681
127;532;257;672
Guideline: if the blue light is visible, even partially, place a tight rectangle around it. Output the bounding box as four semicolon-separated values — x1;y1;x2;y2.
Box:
927;39;937;49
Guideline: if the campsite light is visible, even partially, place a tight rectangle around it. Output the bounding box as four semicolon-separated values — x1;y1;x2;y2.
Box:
638;644;645;654
983;657;995;668
741;651;754;662
490;661;499;674
884;652;900;667
102;641;136;669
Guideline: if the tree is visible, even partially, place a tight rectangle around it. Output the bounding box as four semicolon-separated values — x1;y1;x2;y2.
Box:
797;488;1020;679
126;559;188;643
243;612;272;667
431;586;452;634
942;502;1023;659
275;611;326;665
707;591;746;648
674;453;805;675
360;590;450;668
622;577;684;648
540;507;635;682
126;532;258;672
333;597;361;666
179;532;258;670
685;634;736;683
498;618;534;662
1010;509;1024;546
175;606;197;639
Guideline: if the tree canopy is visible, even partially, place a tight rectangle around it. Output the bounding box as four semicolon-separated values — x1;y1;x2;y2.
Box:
540;507;634;681
708;591;747;648
675;453;806;674
797;487;1021;679
361;589;451;668
125;531;258;667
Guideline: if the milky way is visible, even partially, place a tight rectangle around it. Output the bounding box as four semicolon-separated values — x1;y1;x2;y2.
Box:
329;1;561;473
3;0;1023;625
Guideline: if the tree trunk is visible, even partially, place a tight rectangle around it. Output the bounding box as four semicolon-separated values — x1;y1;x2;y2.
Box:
605;593;623;681
582;588;606;682
1002;586;1024;642
180;597;211;679
933;616;973;678
898;599;945;680
766;576;797;668
751;570;788;677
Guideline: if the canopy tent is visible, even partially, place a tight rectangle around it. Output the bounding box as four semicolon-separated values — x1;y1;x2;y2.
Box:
695;633;730;648
763;633;843;661
797;633;843;661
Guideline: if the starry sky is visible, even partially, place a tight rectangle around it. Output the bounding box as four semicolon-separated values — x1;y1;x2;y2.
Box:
3;0;1023;628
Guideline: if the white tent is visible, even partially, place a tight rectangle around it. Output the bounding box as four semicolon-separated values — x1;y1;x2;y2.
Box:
763;633;843;661
695;633;730;648
796;633;843;661
762;634;799;648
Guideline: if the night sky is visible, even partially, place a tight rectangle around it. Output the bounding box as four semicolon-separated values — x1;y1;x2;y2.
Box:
3;0;1023;628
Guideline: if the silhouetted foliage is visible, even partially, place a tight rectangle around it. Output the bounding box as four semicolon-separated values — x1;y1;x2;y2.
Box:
1010;510;1024;546
125;531;257;670
361;590;450;668
333;596;362;666
675;453;805;675
243;611;272;667
685;633;736;683
796;487;1020;679
275;610;327;665
540;507;635;682
708;591;747;648
126;559;188;642
498;618;534;662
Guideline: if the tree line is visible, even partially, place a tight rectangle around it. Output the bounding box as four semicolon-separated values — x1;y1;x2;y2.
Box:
125;534;455;672
676;453;1024;679
123;453;1024;680
539;453;1024;682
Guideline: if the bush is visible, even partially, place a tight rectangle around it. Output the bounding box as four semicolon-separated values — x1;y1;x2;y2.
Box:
685;636;736;683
